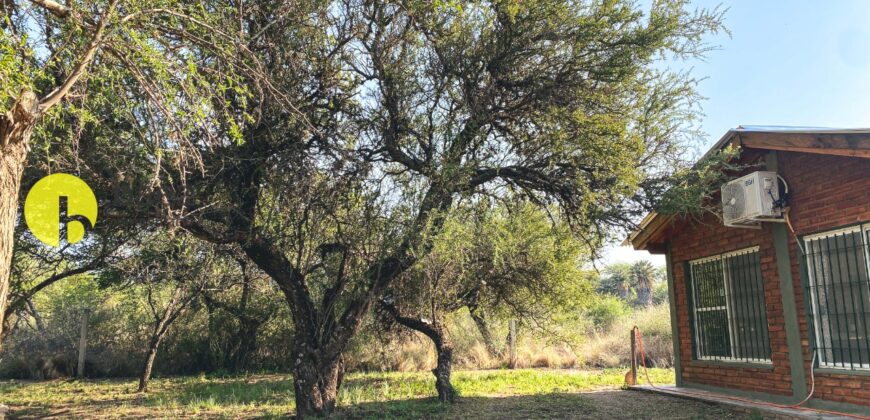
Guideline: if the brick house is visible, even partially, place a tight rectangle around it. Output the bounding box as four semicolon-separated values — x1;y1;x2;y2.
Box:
627;127;870;414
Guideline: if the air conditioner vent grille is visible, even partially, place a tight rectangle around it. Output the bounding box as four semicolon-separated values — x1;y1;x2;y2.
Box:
722;182;746;220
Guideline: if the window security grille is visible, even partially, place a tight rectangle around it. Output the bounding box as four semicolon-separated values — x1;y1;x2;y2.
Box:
689;247;771;363
804;223;870;370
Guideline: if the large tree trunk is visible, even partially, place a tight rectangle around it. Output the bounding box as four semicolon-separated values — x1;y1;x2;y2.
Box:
382;302;456;403
292;351;344;418
468;308;501;359
431;328;455;403
0;90;39;352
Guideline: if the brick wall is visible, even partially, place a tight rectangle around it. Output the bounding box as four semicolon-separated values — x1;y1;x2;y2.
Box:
670;208;794;395
777;151;870;405
667;150;870;403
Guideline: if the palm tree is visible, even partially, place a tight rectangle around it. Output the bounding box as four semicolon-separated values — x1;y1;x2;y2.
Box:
600;263;634;300
631;261;657;307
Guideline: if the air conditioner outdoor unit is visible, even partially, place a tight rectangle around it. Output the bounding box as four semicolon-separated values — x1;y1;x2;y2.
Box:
721;171;783;228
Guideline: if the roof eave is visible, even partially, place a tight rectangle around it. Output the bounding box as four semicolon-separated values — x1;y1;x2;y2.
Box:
625;126;870;251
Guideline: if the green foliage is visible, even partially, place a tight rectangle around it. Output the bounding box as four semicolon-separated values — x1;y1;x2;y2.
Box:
652;281;670;305
0;271;149;379
384;199;594;347
596;261;665;307
2;0;256;187
583;296;631;332
3;1;727;411
0;30;35;106
654;146;744;217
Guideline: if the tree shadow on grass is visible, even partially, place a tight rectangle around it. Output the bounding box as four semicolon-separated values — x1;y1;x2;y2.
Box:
142;372;429;409
333;393;591;419
333;391;751;420
4;376;750;419
144;374;296;407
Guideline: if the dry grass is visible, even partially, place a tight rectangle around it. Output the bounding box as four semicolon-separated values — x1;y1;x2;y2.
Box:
360;303;674;372
581;304;674;368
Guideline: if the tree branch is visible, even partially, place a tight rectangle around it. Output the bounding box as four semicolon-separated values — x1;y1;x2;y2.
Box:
30;0;69;19
380;299;442;345
38;0;117;112
4;260;101;320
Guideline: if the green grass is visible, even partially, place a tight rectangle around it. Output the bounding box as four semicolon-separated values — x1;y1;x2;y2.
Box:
0;368;737;419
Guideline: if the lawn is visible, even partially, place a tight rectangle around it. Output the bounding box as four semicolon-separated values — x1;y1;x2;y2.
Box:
0;368;750;418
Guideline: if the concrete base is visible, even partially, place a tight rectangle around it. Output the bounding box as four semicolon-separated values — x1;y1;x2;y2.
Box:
630;385;865;420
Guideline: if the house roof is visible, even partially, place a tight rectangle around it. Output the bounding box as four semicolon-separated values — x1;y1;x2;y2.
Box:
626;126;870;253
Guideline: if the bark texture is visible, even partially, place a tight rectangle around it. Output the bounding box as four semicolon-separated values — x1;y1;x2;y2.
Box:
0;0;115;350
431;331;455;403
0;90;38;351
636;287;652;307
382;302;456;403
292;352;344;418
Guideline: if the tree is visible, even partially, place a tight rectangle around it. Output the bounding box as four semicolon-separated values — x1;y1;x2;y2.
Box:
598;260;662;307
380;201;591;402
631;260;657;307
599;263;634;300
0;0;256;348
68;1;723;415
102;235;216;392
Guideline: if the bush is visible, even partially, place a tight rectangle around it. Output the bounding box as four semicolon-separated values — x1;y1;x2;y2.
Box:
652;281;670;305
583;296;631;332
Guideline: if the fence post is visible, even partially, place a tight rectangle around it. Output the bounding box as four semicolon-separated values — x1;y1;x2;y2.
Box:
77;308;91;378
630;327;637;386
508;319;517;369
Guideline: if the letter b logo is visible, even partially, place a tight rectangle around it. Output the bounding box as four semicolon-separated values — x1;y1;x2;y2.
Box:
24;173;98;247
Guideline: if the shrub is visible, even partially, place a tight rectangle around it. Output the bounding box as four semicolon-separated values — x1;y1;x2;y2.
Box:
583;296;631;332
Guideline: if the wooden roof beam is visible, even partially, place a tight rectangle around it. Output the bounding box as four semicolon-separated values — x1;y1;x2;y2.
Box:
740;132;870;158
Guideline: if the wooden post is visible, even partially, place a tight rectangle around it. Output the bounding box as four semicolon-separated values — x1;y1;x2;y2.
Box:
508;319;517;369
77;308;90;378
629;327;637;386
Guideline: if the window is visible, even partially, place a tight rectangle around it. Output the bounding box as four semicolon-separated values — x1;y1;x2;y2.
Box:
688;247;771;363
804;223;870;370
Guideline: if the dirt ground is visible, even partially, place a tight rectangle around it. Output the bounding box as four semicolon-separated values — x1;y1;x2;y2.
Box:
335;390;758;419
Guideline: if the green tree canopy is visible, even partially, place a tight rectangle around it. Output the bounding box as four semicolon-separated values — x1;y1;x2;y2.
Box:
16;0;725;415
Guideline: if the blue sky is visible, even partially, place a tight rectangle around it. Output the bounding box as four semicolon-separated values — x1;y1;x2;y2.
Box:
690;0;870;143
604;0;870;266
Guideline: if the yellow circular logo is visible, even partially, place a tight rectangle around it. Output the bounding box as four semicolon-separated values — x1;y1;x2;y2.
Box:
24;173;98;247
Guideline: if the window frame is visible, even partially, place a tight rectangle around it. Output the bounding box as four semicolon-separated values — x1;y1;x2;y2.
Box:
802;222;870;371
689;246;773;364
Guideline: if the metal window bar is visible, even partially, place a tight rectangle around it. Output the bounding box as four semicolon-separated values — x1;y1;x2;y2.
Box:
689;247;772;363
804;223;870;370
